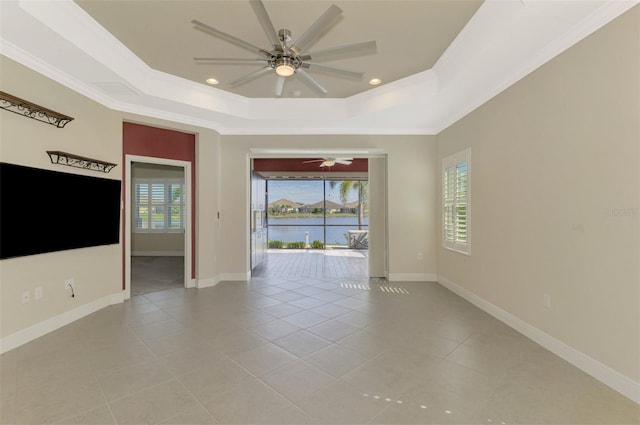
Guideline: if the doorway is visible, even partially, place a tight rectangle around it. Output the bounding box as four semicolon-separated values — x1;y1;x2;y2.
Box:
124;155;192;299
250;155;387;280
254;177;370;279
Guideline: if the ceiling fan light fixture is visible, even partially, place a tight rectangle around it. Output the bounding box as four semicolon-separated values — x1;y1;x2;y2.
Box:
275;57;295;77
322;160;336;167
192;1;377;97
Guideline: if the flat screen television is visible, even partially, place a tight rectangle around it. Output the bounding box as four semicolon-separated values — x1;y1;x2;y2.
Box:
0;162;122;260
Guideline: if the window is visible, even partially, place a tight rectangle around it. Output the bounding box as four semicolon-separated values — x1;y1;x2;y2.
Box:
442;148;470;254
134;178;185;232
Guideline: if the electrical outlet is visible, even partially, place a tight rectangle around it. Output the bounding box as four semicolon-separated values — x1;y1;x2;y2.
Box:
21;291;30;304
35;286;43;300
543;293;551;309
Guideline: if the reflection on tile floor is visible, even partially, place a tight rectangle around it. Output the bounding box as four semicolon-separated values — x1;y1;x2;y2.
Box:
1;253;638;424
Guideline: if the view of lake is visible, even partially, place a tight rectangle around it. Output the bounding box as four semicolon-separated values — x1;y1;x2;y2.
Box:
267;216;369;245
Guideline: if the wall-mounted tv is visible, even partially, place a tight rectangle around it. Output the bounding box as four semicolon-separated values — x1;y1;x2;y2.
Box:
0;162;122;260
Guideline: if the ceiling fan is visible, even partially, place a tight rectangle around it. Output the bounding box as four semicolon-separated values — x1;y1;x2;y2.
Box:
302;157;353;167
191;0;377;97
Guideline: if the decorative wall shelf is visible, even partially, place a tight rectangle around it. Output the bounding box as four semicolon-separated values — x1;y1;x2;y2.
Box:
47;151;117;173
0;91;74;128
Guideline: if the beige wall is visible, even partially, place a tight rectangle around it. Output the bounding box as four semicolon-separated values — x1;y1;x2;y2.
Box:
194;129;221;286
437;8;639;382
131;233;184;255
220;135;438;280
0;57;223;340
0;56;123;337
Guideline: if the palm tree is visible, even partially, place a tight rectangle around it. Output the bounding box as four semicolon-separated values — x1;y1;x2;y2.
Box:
329;180;368;230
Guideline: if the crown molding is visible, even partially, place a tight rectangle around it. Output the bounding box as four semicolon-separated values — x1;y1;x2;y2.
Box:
1;0;636;135
430;0;640;134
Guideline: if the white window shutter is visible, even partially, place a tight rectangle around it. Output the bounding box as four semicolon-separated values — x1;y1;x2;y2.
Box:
442;149;471;255
134;178;185;233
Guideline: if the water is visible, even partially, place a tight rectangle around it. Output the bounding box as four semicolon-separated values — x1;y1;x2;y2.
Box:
267;216;369;245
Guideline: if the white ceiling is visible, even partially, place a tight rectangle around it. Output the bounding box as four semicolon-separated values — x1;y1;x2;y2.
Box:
75;0;484;100
0;0;637;135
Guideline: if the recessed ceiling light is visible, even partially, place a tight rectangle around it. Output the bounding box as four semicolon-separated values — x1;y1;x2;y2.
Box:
206;78;219;85
369;78;382;86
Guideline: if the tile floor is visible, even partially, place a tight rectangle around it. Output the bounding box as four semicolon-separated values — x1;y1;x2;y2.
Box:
252;249;369;280
131;256;184;296
1;250;638;424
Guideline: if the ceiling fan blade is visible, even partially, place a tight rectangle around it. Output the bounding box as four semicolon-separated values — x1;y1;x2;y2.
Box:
302;159;324;163
302;41;377;62
291;4;342;53
335;159;353;165
191;19;271;58
249;0;281;50
296;68;328;96
275;76;286;97
194;57;268;65
304;63;364;80
228;66;273;87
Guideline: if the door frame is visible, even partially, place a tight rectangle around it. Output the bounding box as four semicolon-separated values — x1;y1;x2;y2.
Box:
124;154;193;299
248;150;388;279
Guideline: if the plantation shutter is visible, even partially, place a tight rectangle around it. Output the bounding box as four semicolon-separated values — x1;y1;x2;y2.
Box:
135;183;150;230
167;182;185;230
443;167;455;244
134;179;185;232
442;149;471;254
151;183;165;229
455;162;468;244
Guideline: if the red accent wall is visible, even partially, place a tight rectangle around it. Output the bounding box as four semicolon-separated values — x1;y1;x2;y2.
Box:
253;158;368;173
122;122;196;289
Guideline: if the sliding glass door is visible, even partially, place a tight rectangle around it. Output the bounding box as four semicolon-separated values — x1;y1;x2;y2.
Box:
266;179;368;249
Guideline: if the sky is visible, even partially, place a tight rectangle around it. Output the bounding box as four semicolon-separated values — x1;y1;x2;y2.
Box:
267;180;360;205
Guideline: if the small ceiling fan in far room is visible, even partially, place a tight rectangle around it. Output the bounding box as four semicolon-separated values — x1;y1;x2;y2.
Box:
302;157;353;167
190;0;377;97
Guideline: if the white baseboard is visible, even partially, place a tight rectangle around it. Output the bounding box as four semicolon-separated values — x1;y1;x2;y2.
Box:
437;274;640;405
197;276;220;289
131;251;184;257
0;292;125;355
196;272;254;289
218;272;251;282
186;278;197;289
388;273;438;282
